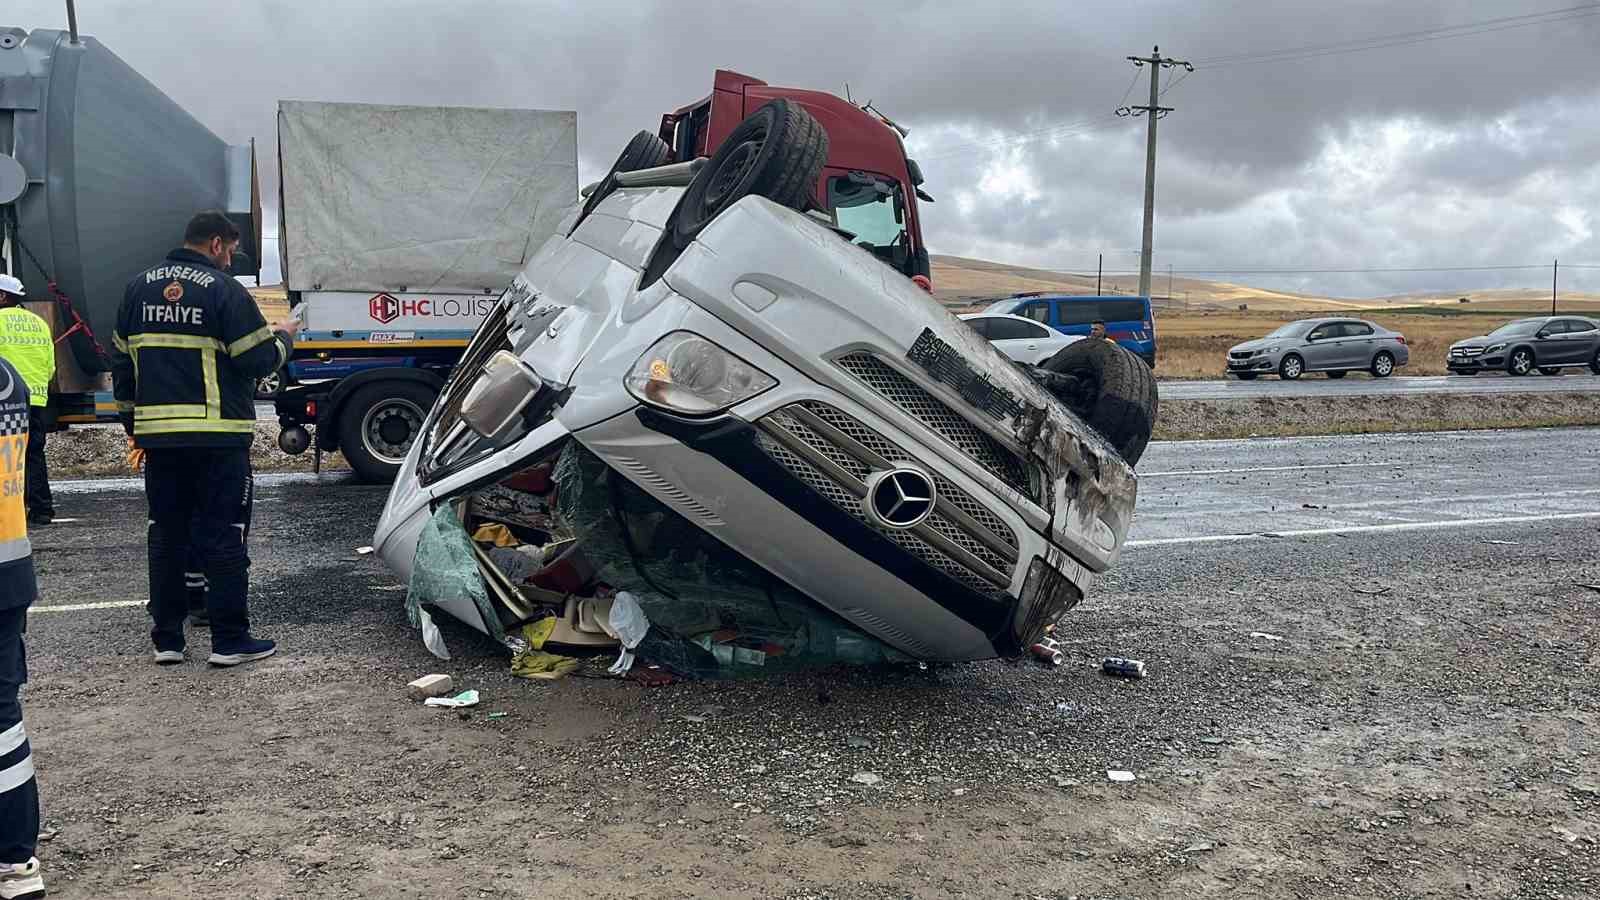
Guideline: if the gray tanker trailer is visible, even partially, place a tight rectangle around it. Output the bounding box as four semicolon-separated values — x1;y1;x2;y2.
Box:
0;15;258;422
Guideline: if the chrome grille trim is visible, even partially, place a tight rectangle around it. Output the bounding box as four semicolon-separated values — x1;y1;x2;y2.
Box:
834;352;1034;498
756;403;1018;596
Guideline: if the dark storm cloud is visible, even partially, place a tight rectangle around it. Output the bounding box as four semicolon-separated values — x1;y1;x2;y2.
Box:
11;0;1600;295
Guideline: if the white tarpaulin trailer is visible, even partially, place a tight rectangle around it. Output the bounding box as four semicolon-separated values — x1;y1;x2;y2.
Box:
277;100;578;295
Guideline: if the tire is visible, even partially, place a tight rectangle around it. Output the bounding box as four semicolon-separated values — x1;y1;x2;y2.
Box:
570;130;672;235
255;372;283;399
671;99;828;246
1234;372;1258;380
1040;339;1159;466
1326;370;1347;379
1278;354;1304;380
337;381;437;484
1507;348;1534;376
1370;352;1395;378
1591;349;1600;375
1538;366;1562;376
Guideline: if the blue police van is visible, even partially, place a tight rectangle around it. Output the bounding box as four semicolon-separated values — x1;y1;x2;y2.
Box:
982;293;1157;367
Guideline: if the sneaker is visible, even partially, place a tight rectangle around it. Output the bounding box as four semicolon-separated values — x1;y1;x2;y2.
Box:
208;637;277;667
188;610;210;628
153;649;185;665
0;857;44;900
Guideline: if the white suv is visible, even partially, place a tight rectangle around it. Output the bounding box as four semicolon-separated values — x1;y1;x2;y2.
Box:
373;103;1153;664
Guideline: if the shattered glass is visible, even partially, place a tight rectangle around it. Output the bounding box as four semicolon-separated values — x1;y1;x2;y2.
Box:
406;503;506;644
553;444;913;678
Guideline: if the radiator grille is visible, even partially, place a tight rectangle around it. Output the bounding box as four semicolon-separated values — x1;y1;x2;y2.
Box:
834;352;1033;497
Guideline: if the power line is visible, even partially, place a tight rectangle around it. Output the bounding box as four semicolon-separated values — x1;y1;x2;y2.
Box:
1192;3;1600;69
1024;263;1600;276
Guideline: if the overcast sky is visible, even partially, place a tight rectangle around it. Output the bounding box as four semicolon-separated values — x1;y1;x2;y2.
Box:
14;0;1600;297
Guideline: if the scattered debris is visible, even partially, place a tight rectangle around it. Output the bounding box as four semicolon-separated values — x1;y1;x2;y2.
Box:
487;712;509;720
1301;503;1327;510
1551;825;1580;844
355;545;375;555
424;689;480;709
850;772;882;786
405;673;454;700
1182;842;1216;853
846;735;870;749
1250;631;1284;642
1052;776;1078;788
38;827;58;843
1483;539;1520;546
1350;586;1391;596
1030;637;1065;666
1101;656;1147;678
952;788;968;797
1199;736;1227;746
1107;770;1136;783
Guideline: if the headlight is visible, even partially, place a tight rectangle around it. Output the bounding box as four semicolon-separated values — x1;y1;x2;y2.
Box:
1262;346;1279;354
626;332;776;415
1484;343;1505;354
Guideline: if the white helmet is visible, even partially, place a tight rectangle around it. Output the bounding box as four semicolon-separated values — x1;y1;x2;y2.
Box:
0;273;24;297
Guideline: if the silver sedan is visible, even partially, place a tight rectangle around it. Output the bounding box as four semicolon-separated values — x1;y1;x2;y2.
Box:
1226;317;1410;380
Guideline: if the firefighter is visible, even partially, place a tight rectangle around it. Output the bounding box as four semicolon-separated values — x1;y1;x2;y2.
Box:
111;211;298;667
0;274;54;527
0;355;45;900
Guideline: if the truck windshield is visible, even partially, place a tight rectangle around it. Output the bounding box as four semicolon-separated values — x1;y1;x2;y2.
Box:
828;174;908;265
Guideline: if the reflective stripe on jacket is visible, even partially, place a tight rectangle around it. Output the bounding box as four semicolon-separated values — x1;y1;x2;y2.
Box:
0;358;34;610
0;307;53;407
110;248;292;448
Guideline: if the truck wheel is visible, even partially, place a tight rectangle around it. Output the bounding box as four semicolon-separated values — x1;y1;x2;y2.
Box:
255;372;282;399
338;382;436;484
571;131;672;235
671;99;828;245
1039;339;1159;466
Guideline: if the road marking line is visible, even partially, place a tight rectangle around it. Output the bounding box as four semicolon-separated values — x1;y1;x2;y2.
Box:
1141;462;1399;477
1126;511;1600;548
29;600;145;614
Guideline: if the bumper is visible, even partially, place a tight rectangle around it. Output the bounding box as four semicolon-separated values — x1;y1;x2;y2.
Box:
1447;354;1496;371
1226;356;1276;372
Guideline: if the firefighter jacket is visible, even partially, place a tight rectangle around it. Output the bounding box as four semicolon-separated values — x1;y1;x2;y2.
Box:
0;357;34;610
111;248;293;448
0;306;53;407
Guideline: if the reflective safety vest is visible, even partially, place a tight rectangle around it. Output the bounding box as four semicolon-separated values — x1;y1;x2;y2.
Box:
0;357;34;611
0;306;53;407
111;248;292;448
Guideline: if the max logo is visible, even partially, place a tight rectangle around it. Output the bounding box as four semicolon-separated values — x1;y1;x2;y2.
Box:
369;293;400;325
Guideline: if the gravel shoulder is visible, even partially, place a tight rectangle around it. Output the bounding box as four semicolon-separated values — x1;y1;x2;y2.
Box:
18;468;1600;898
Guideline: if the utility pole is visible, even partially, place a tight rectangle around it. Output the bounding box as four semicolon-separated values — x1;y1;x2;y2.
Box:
1096;253;1103;295
1119;46;1192;301
1168;263;1174;301
1552;259;1558;315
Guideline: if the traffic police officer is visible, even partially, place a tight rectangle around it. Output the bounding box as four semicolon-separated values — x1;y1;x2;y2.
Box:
111;211;298;667
0;275;54;526
0;355;45;900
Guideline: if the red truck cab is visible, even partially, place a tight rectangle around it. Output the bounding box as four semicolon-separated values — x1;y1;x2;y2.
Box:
659;70;932;286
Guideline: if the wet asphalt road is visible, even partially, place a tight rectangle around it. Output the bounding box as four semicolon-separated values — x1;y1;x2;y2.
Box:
18;427;1600;897
1159;371;1600;400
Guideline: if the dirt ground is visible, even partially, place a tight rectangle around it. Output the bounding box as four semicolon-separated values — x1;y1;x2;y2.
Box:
17;460;1600;898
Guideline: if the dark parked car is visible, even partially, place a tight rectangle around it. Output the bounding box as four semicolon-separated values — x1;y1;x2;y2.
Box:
1446;316;1600;376
1226;317;1409;380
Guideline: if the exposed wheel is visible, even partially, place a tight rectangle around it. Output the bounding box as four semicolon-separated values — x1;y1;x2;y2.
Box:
1538;366;1562;376
255;372;282;399
1507;348;1534;376
1040;339;1159;466
570;130;672;235
338;381;436;484
643;99;828;288
1233;372;1258;380
1591;348;1600;375
1370;352;1395;378
1326;370;1347;379
1278;354;1304;380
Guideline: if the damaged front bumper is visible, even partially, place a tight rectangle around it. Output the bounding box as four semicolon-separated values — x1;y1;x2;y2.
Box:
374;185;1138;665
